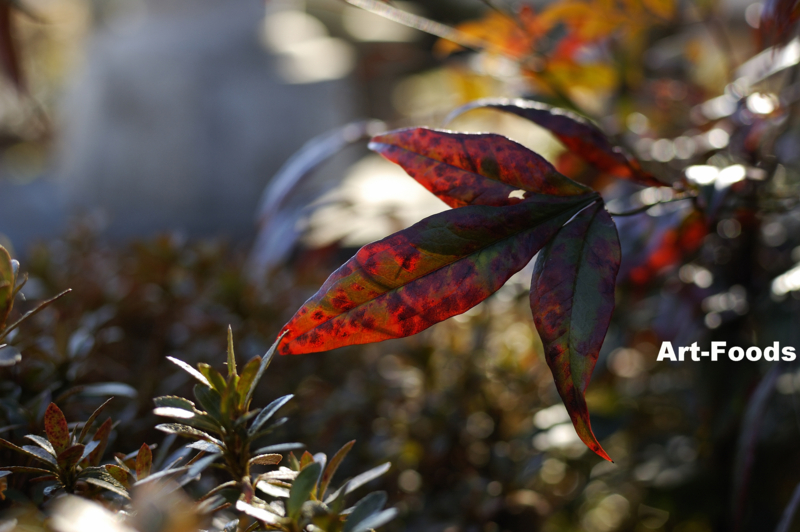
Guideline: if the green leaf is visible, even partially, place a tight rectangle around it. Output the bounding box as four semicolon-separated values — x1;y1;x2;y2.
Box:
24;434;55;456
194;385;223;423
104;464;131;487
44;403;70;453
154;396;196;411
344;463;390;495
349;508;398;532
155;423;223;446
287;462;322;519
253;442;305;455
319;440;355;499
88;418;112;466
227;325;237;379
81;467;130;498
83;477;131;499
166;356;211;387
531;202;620;462
244;333;287;407
20;445;56;467
236;356;261;408
342;491;388;532
198;364;228;394
78;398;113;444
248;394;293;437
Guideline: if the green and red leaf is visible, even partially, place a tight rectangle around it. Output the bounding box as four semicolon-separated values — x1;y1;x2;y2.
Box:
279;194;594;355
88;418;112;466
56;444;85;469
449;99;662;187
44;403;70;453
135;443;152;480
531;202;620;461
369;127;590;208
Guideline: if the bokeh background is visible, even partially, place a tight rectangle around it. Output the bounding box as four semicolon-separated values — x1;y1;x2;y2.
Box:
2;0;800;531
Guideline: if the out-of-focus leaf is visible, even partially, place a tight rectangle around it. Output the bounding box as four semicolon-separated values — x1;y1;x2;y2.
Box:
248;394;293;436
342;491;387;532
0;345;20;367
83;477;130;499
184;453;220;479
0;465;54;475
81;467;130;499
776;478;800;532
448;98;662;186
252;119;385;272
44;403;71;453
732;364;782;528
79;383;137;399
0;3;22;90
760;0;800;47
287;462;322;519
80;440;99;461
78;398;113;443
433;6;545;58
104;464;131;486
56;444;85;469
344;462;391;495
0;289;72;342
136;443;152;480
0;245;12;328
531;202;620;462
319;440;355;498
187;440;223;453
369;128;590;209
279;194;593;355
349;508;398;532
166;356;211;387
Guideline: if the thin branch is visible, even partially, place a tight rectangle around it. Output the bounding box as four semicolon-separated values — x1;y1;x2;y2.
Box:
608;194;697;217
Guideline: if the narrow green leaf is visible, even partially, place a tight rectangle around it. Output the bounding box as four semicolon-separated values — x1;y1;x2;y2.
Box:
154;396;196;411
24;434;55;456
319;440;355;499
227;325;237;379
350;508;398;532
253;442;305;455
194;385;223;423
198;364;227;394
248;395;293;436
287;462;322;519
345;462;391;495
166;356;211;387
83;477;130;498
78;398;113;444
20;445;56;467
155;423;222;446
342;492;388;532
236;356;261;408
245;333;287;407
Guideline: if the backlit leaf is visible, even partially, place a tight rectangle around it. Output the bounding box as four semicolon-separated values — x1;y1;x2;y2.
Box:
166;356;211;387
236;356;261;407
248;394;293;436
0;245;12;329
136;443;152;480
531;202;620;461
78;398;113;444
279;194;594;355
44;403;70;453
369;128;591;209
88;418;112;466
319;439;355;498
447;99;662;187
287;462;322;519
226;325;237;379
56;444;85;469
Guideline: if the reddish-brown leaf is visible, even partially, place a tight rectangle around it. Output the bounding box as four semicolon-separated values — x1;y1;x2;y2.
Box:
760;0;800;47
135;443;152;480
448;99;662;187
0;245;13;329
369;128;591;208
278;194;595;355
44;403;70;453
0;3;22;90
56;444;85;469
88;418;112;466
531;202;620;462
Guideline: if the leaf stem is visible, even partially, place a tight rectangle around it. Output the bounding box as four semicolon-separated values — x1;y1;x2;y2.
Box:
608;194;697;217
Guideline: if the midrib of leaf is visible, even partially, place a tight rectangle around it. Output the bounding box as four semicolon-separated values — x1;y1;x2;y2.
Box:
299;195;596;339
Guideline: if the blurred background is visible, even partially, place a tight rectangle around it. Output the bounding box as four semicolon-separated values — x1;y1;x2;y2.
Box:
2;0;800;531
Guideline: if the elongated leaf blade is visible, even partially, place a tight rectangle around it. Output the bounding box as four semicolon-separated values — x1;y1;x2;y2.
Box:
136;443;152;480
369;128;590;209
342;491;387;532
24;434;55;456
88;418;112;466
226;325;237;379
57;444;85;469
78;398;113;444
248;394;293;436
531;202;620;461
319;440;355;498
279;195;593;355
0;245;13;329
448;98;662;187
44;403;70;453
287;462;322;519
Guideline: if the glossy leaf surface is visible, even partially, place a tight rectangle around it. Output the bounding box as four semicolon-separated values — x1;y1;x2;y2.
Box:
448;98;661;187
369;127;590;208
279;194;594;355
531;202;620;461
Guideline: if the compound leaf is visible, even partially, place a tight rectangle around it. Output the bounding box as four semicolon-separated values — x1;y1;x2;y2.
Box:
279;194;594;355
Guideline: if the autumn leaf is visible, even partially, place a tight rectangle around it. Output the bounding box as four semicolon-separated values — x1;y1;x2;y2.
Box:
44;403;71;454
0;2;22;90
447;98;662;187
278;193;596;355
135;443;152;480
369;128;591;208
531;202;620;461
434;7;543;59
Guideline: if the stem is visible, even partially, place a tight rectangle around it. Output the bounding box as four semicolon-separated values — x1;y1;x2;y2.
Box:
608;194;697;216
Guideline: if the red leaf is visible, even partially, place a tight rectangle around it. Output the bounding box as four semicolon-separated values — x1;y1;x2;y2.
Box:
448;99;663;187
88;418;112;466
135;443;152;480
44;403;70;453
279;194;596;355
760;0;800;48
369;128;591;208
531;202;620;462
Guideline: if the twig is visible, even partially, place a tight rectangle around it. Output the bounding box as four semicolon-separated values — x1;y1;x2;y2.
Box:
608;194;697;216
